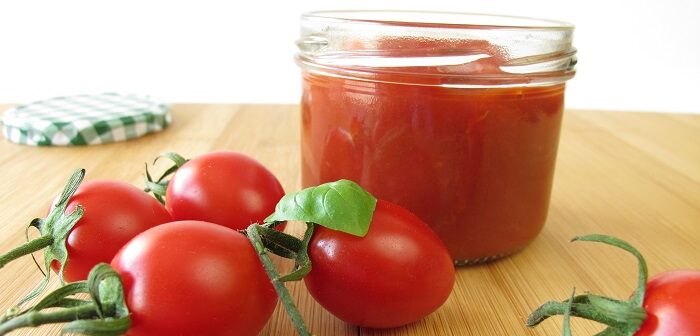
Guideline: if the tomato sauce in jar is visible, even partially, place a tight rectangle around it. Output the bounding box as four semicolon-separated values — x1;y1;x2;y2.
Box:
297;11;577;264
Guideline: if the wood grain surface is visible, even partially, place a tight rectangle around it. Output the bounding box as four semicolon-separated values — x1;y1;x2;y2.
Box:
0;104;698;335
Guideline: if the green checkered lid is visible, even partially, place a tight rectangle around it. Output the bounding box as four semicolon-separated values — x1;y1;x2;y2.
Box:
1;93;171;146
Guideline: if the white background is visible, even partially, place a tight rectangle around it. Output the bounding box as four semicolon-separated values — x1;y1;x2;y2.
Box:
0;0;698;113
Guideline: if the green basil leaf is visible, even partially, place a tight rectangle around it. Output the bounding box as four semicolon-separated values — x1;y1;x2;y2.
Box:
265;180;377;237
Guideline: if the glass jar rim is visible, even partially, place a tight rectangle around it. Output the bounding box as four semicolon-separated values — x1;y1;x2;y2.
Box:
301;10;575;31
297;10;577;88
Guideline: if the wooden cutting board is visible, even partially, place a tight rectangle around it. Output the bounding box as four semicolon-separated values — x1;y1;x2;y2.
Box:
0;104;698;335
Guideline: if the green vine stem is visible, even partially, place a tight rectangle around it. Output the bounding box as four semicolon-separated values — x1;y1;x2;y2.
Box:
144;152;188;204
526;234;650;335
0;235;53;269
526;296;644;331
246;223;312;336
571;235;648;306
0;263;130;336
0;303;100;334
562;288;576;336
277;223;315;283
2;282;88;323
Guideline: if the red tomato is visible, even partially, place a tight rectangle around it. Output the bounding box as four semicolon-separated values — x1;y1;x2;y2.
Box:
635;270;700;335
111;220;277;336
166;151;285;230
304;200;455;328
51;180;172;282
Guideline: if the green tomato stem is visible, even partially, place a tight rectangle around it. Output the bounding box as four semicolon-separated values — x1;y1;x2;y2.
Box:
143;152;189;203
246;224;312;336
527;300;628;330
527;234;651;336
0;302;100;335
562;288;576;336
571;235;648;307
276;223;314;283
0;264;129;335
0;235;53;269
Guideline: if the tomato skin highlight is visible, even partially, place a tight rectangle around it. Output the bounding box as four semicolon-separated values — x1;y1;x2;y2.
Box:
51;180;172;282
165;151;285;230
635;270;700;336
304;200;455;328
111;220;277;336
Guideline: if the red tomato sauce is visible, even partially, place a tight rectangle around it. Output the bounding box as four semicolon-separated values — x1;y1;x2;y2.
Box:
301;71;565;263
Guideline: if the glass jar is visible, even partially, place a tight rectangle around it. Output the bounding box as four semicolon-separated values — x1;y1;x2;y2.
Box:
296;11;577;265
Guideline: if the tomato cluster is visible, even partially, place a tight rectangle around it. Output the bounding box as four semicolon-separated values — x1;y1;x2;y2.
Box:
0;150;456;336
3;150;696;336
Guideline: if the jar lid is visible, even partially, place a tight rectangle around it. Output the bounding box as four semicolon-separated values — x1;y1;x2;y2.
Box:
1;93;171;146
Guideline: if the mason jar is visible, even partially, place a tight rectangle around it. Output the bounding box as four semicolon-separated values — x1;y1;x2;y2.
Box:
296;10;577;265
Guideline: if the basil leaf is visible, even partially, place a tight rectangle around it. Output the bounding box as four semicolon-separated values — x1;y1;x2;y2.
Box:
265;180;377;237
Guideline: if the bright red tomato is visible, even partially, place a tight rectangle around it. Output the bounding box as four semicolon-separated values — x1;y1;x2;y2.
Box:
304;200;455;328
635;270;700;335
165;151;285;230
51;180;172;282
111;220;277;336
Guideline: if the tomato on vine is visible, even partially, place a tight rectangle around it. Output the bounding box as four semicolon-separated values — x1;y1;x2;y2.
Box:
0;221;278;336
52;179;172;282
0;178;455;336
146;151;285;231
636;270;700;335
304;200;455;328
112;220;278;336
0;169;172;306
527;234;700;336
264;181;456;329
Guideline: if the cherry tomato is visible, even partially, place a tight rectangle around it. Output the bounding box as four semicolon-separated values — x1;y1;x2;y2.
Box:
52;180;172;282
635;270;700;335
111;220;277;336
304;200;455;328
166;151;285;230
